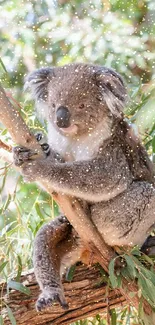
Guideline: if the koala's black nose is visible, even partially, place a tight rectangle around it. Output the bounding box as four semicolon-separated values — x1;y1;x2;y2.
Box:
56;106;71;128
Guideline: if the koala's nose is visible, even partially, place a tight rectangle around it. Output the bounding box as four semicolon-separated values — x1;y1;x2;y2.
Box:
56;106;71;128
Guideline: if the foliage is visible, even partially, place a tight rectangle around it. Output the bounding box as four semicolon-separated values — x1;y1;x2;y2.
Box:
109;248;155;323
0;0;155;324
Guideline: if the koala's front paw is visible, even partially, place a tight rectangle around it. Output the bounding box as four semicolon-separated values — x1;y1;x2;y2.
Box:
13;146;37;167
36;289;69;312
13;146;43;182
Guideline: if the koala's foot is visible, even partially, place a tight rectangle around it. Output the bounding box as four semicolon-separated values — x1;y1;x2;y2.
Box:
36;289;69;312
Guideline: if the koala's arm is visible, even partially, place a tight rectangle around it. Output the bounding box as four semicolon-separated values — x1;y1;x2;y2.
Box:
17;147;132;202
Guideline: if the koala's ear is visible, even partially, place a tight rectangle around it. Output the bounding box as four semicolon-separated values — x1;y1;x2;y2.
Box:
24;68;54;102
95;68;128;118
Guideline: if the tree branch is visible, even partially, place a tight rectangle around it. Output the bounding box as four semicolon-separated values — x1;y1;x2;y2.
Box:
1;266;126;325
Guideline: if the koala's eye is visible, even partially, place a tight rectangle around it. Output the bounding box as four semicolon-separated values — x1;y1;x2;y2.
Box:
79;103;85;109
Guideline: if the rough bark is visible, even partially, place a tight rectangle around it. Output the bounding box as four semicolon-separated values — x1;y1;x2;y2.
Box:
1;265;126;325
0;84;153;322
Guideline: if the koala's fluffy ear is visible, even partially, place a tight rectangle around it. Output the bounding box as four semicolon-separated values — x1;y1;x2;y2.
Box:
24;68;54;119
24;68;54;102
95;67;128;118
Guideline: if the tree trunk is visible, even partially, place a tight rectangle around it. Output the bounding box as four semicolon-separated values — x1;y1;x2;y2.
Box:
1;265;126;325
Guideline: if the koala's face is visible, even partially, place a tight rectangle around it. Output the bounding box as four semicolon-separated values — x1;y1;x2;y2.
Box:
25;64;127;137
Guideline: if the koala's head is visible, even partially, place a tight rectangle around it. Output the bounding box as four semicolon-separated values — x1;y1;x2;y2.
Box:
25;63;127;137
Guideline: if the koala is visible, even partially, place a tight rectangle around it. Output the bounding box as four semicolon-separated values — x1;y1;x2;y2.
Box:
13;63;155;311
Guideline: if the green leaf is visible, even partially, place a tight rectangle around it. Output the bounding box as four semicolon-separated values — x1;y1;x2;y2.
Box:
96;314;101;322
3;194;12;212
66;264;76;282
124;255;137;279
138;275;155;308
110;308;117;325
97;264;109;283
135;98;155;133
140;267;155;287
35;202;44;219
0;172;7;193
152;136;155;154
0;261;8;273
0;316;4;325
33;220;45;236
141;254;154;266
7;280;31;296
15;255;22;282
109;259;118;288
131;246;141;256
1;128;8;135
116;274;122;288
120;307;127;320
0;58;7;73
121;266;133;282
138;296;143;319
6;305;16;325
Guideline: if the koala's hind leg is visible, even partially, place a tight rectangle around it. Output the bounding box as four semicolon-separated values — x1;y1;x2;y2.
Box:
33;216;82;311
91;181;155;247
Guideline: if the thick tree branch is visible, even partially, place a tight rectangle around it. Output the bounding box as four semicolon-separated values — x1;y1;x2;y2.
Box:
1;266;126;325
0;84;153;320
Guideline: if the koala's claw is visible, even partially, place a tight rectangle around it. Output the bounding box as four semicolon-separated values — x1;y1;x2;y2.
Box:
35;132;43;142
13;146;37;166
36;291;69;312
35;132;50;156
41;143;50;156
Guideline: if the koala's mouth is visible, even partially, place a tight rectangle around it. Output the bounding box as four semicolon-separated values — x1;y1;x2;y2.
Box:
59;124;78;135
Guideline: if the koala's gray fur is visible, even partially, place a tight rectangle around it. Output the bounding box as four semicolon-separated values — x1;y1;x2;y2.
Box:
13;63;155;311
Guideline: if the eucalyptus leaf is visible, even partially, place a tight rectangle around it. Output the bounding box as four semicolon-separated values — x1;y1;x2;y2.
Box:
110;308;117;325
66;264;76;282
0;57;7;73
15;255;22;282
35;202;44;219
138;275;155;308
7;280;31;296
3;194;12;212
135;98;155;133
152;136;155;154
124;255;137;279
141;254;154;266
6;305;16;325
109;259;118;288
0;261;8;273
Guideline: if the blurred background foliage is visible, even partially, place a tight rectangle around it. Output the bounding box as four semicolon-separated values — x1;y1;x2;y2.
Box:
0;0;155;324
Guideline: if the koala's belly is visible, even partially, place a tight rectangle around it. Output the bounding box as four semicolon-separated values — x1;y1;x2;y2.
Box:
90;181;155;247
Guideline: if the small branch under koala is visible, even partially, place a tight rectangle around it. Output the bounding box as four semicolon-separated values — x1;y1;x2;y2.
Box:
0;139;12;152
0;83;153;320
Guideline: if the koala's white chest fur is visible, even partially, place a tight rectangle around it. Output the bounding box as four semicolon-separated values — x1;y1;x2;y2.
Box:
48;121;111;162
